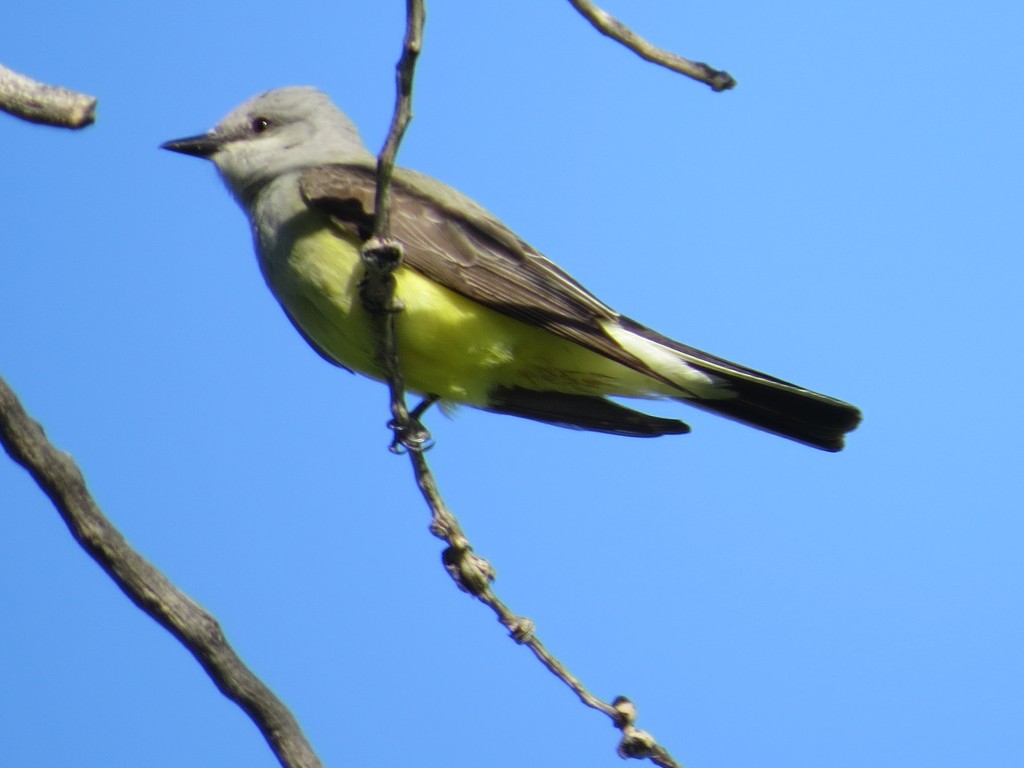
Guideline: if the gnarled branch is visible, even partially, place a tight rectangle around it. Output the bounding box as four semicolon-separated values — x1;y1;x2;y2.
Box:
0;376;323;768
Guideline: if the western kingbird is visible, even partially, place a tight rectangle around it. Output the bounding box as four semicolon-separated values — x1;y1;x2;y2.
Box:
162;87;860;451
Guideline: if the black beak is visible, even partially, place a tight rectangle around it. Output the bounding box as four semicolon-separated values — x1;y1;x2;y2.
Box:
160;132;221;158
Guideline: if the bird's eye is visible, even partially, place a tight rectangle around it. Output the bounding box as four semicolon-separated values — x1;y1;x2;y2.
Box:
252;117;272;133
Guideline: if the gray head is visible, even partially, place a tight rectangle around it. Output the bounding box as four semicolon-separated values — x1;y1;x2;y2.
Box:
162;87;371;201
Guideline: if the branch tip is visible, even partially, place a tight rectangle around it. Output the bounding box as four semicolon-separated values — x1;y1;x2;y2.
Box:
568;0;736;91
0;64;97;128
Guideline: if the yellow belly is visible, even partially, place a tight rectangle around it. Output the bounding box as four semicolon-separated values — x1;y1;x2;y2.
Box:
265;214;664;406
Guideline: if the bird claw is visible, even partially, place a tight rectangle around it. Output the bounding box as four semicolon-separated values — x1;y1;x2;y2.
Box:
388;416;434;454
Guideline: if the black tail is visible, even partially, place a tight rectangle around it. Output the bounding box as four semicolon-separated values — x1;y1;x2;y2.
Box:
479;322;861;450
618;316;862;452
683;366;861;452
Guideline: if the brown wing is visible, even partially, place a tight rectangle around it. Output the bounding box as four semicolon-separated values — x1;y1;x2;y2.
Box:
297;162;666;382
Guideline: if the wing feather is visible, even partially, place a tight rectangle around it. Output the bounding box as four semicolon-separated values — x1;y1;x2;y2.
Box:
298;163;669;382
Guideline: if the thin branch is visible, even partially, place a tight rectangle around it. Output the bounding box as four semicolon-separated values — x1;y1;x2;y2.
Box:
568;0;736;92
360;0;426;450
371;0;425;242
0;63;96;128
408;447;683;768
359;1;684;765
0;376;323;768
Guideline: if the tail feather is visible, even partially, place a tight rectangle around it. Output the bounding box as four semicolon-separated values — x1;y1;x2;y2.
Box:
617;316;862;452
683;365;861;452
486;387;691;437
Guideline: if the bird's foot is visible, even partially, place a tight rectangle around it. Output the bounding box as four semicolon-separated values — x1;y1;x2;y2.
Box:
388;395;439;454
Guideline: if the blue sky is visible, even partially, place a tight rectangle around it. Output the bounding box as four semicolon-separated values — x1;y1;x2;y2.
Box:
2;2;1022;767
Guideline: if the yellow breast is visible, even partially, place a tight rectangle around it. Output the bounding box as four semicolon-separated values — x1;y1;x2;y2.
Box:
263;211;664;406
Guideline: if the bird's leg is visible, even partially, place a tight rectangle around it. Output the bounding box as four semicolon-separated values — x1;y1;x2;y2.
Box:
409;394;439;422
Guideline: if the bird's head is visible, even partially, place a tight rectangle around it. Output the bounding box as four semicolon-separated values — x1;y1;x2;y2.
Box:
161;86;370;204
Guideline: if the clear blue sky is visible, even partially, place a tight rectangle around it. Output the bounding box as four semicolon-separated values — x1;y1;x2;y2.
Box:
2;2;1021;767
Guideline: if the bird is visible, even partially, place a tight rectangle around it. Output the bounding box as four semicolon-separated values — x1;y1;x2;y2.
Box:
162;87;860;451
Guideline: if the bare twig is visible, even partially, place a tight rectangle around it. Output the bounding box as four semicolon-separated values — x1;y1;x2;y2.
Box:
568;0;736;92
0;376;323;768
370;0;425;242
359;3;683;765
408;445;683;767
360;0;426;451
0;64;96;128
